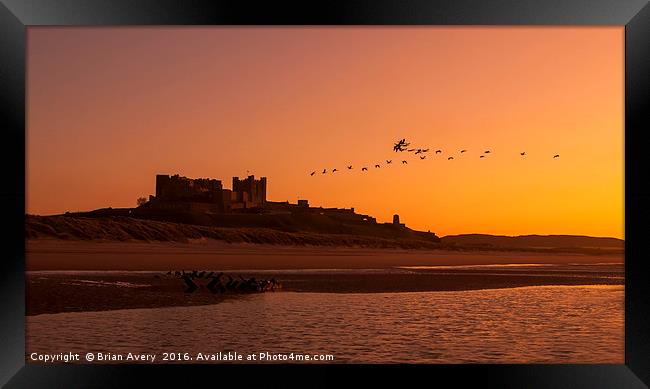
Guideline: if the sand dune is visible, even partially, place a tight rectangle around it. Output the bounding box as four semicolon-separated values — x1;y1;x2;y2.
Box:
26;215;441;249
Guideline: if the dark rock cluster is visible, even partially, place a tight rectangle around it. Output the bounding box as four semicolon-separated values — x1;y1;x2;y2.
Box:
164;270;281;294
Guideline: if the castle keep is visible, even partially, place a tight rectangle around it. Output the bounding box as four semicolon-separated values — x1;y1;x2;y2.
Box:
233;176;267;207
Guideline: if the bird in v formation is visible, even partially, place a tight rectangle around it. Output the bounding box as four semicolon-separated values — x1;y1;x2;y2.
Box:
309;139;560;176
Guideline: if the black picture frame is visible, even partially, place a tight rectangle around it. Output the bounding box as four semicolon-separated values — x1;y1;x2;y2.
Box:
1;0;648;387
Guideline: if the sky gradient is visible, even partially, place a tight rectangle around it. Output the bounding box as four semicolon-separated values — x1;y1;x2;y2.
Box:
27;27;624;238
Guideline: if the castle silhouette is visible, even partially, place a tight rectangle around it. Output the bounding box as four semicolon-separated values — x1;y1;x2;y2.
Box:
64;173;439;242
144;173;380;223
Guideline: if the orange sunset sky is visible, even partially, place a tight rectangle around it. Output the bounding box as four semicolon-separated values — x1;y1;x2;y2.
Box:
27;27;624;239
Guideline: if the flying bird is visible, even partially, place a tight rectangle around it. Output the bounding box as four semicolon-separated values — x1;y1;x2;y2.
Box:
460;149;467;153
407;149;416;152
393;139;410;152
520;152;526;156
347;165;353;170
362;167;368;171
310;171;315;176
322;169;327;174
420;155;426;160
414;149;423;154
553;154;560;158
484;150;491;154
480;155;485;158
332;168;338;172
448;157;454;160
402;160;408;164
435;150;442;154
386;160;392;164
422;149;429;153
375;164;381;168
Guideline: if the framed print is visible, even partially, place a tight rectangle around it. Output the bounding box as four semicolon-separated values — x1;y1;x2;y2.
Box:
1;0;648;387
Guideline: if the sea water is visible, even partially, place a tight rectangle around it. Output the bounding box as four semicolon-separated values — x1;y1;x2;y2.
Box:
26;285;623;363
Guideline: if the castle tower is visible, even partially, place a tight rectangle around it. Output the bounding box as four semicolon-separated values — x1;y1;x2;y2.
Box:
393;214;400;225
232;175;267;207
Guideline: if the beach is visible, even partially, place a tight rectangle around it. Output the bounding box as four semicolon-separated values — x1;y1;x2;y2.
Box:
26;239;623;316
27;239;623;271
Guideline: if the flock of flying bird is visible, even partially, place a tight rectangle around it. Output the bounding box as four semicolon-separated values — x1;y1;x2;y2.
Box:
309;138;560;176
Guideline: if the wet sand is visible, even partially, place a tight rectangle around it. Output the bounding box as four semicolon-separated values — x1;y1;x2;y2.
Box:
27;272;234;316
27;264;623;316
26;240;624;316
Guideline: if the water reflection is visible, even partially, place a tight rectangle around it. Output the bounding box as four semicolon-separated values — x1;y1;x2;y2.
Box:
27;285;623;363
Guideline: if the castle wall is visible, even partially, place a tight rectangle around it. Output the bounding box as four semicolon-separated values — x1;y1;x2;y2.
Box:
221;189;233;213
144;200;222;213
